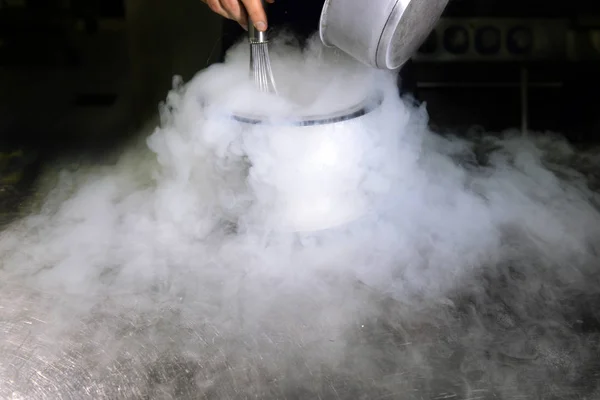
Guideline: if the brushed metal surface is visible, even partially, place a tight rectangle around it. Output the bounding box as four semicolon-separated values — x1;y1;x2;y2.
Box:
2;277;600;399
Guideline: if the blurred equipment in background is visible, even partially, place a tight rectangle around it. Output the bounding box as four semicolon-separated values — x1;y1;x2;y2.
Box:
409;0;600;140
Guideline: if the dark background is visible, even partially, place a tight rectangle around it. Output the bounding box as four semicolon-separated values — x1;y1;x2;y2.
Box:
0;0;599;200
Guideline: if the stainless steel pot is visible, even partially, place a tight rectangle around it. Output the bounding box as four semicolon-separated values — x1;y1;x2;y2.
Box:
229;93;385;233
319;0;449;70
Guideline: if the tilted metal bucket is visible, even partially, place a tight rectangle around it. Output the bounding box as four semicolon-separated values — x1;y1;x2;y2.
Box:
319;0;449;70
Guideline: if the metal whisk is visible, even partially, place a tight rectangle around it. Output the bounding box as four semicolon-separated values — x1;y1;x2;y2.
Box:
248;0;277;94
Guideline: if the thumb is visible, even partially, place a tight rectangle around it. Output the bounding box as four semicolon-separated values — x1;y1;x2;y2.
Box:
240;0;268;31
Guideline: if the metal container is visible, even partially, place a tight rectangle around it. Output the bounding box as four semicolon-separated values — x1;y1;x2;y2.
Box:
212;92;387;233
319;0;449;70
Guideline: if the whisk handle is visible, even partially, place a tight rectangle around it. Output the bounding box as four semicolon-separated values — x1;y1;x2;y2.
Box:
249;25;268;43
248;0;270;43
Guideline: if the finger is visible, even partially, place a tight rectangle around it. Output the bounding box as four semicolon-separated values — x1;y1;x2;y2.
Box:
240;0;268;31
222;0;248;29
206;0;232;20
237;2;249;31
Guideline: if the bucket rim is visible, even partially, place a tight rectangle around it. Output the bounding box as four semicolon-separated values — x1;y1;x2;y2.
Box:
226;91;384;127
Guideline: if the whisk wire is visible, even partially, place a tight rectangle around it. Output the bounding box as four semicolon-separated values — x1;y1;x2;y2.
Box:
247;0;277;94
250;42;278;94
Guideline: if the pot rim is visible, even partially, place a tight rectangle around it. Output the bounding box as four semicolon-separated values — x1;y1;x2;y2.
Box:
229;91;384;127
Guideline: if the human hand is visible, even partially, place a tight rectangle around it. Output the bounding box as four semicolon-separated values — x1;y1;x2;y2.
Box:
201;0;275;32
